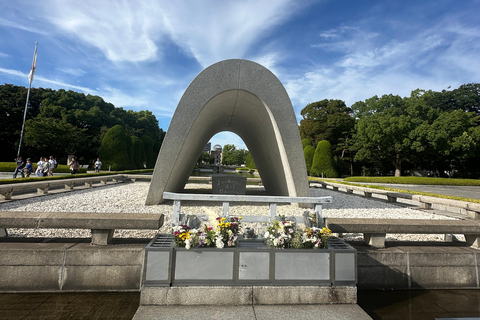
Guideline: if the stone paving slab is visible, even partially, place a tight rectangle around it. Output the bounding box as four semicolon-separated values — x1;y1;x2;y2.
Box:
133;304;372;320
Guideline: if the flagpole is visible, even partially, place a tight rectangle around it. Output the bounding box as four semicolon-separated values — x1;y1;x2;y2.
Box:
17;42;37;158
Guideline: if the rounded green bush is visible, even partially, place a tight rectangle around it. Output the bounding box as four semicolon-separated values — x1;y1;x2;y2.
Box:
301;139;312;149
98;125;132;171
310;140;338;178
303;145;315;175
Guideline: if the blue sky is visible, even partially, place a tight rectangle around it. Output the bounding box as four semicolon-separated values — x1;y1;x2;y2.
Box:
1;0;479;150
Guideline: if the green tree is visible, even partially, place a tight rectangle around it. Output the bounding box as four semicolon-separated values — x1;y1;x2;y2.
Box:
98;125;132;170
353;94;422;176
310;140;338;178
24;117;88;160
222;144;246;166
198;152;214;165
299;99;355;150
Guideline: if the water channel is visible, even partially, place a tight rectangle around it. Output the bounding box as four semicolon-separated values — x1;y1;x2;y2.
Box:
2;290;479;319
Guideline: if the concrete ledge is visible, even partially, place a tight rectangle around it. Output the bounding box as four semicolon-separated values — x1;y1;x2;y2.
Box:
133;304;372;320
355;243;480;289
0;240;148;292
140;286;357;306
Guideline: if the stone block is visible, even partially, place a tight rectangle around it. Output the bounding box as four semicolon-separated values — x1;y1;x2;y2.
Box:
64;243;145;266
140;286;253;306
356;249;407;267
407;249;475;267
253;286;356;305
62;265;141;291
212;175;247;195
0;243;70;266
0;266;61;291
91;229;114;245
357;266;409;289
409;266;477;288
364;233;386;248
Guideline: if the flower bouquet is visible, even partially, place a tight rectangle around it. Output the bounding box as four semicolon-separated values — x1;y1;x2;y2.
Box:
264;216;332;249
172;216;242;250
172;224;216;249
214;216;242;248
301;227;332;249
264;217;300;249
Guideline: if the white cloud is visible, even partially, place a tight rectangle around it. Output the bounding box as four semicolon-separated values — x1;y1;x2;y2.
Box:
28;0;304;69
286;14;480;114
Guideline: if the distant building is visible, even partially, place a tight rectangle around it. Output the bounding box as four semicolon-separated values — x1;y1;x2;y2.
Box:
203;142;212;153
211;144;222;164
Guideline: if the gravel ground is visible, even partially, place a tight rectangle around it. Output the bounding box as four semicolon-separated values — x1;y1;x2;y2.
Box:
0;182;462;242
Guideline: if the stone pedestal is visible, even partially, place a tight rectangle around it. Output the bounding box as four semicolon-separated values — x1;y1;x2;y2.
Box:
212;175;247;195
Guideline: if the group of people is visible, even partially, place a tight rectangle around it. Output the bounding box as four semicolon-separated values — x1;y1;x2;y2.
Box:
13;156;103;178
13;155;57;178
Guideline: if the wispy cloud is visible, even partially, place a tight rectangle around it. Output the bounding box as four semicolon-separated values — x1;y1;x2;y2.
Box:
286;10;480;116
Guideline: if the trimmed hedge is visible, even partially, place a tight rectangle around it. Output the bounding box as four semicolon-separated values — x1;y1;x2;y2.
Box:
301;139;312;149
99;125;132;171
310;140;338;178
141;135;155;169
131;136;145;169
303;145;315;175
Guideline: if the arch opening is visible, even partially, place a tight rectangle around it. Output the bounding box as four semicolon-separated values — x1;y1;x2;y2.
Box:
146;59;308;205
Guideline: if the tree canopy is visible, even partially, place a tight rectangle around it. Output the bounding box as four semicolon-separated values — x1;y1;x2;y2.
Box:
0;84;164;166
299;83;480;178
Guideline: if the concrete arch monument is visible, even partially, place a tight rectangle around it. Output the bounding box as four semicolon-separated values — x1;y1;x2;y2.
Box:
146;59;309;205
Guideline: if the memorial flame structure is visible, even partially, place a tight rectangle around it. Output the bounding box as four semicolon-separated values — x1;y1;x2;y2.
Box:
146;59;309;205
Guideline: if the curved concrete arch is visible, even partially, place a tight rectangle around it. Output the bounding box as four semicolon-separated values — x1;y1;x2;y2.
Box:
146;59;309;205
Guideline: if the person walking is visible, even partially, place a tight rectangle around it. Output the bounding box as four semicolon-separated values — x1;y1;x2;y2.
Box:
13;155;25;178
48;156;57;176
36;157;45;177
94;158;102;173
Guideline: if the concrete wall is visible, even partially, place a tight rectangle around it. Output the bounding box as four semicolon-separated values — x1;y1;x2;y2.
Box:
1;241;479;292
0;241;146;292
356;244;480;289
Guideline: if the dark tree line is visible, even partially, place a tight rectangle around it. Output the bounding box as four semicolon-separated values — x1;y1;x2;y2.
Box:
0;84;165;166
300;83;480;178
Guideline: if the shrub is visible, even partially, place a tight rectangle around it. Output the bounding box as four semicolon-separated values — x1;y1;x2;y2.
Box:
131;136;144;169
98;125;132;171
141;135;155;169
303;145;315;176
301;139;312;149
245;152;256;169
310;140;338;178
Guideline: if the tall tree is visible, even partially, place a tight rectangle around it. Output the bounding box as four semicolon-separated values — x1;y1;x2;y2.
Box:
299;99;355;148
353;94;421;176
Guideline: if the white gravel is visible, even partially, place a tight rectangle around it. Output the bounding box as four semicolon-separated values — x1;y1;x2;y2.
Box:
0;182;462;242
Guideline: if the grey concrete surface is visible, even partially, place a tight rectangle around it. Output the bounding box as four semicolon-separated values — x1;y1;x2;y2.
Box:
133;304;372;320
146;59;309;205
140;286;356;306
356;183;480;200
0;239;149;292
